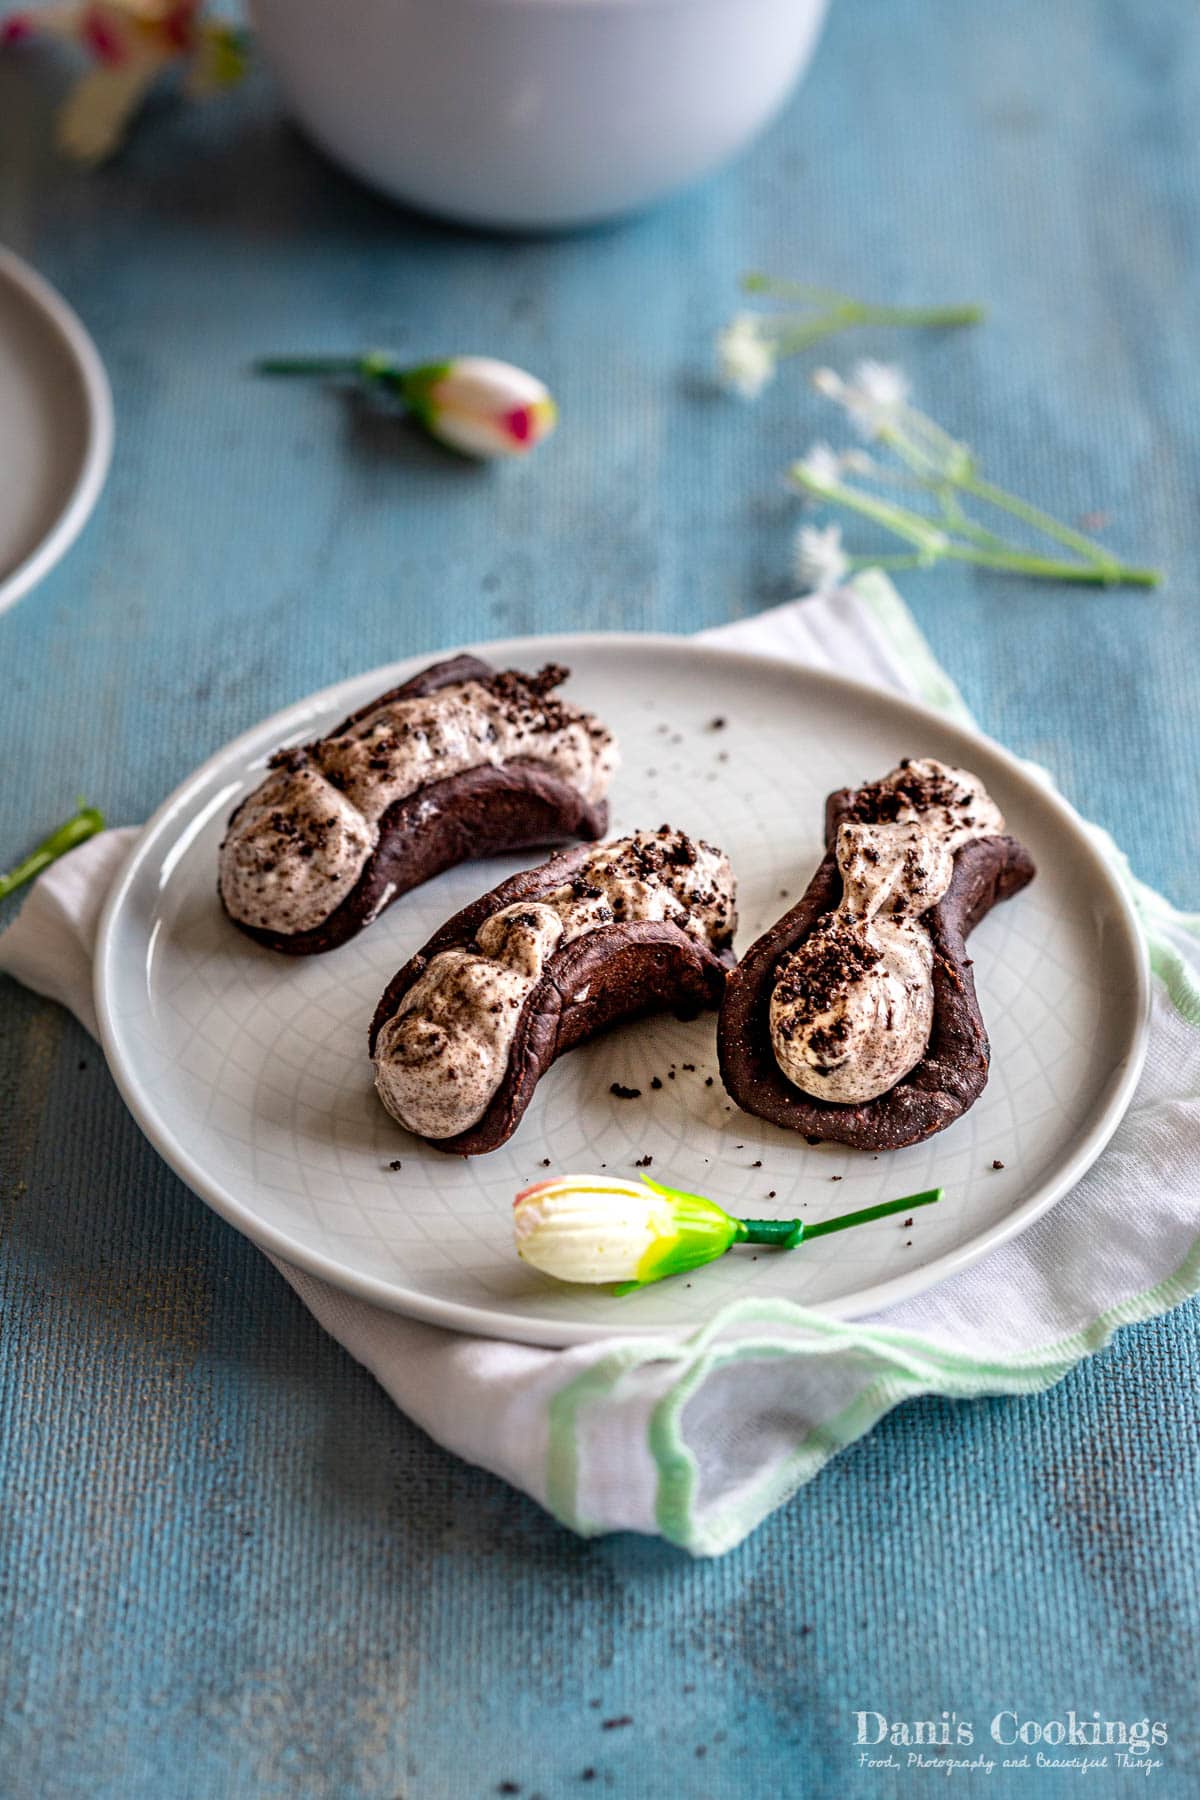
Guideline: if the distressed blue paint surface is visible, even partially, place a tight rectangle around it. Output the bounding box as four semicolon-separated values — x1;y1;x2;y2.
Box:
2;1;1198;1794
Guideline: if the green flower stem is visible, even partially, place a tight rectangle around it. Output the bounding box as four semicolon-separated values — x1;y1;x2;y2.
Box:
256;356;375;378
742;276;863;305
741;275;985;330
802;1186;942;1239
772;320;867;356
958;470;1132;572
798;466;1159;588
0;804;104;901
850;543;1157;587
872;410;1152;577
734;1188;943;1253
792;468;948;558
863;409;975;488
930;491;1014;555
768;305;983;360
866;460;1150;574
734;280;984;362
256;352;418;396
256;354;454;425
870;304;985;327
938;543;1159;586
737;1219;805;1248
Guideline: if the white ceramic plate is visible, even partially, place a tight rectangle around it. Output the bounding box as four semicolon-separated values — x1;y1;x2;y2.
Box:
0;245;113;616
96;634;1150;1345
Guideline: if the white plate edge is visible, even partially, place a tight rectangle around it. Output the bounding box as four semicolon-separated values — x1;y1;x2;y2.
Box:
0;243;115;617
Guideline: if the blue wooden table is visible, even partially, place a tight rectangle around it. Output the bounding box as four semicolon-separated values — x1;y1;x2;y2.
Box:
3;1;1198;1793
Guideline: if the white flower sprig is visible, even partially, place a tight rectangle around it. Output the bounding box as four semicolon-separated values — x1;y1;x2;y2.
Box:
791;362;1159;591
792;522;849;596
717;279;983;398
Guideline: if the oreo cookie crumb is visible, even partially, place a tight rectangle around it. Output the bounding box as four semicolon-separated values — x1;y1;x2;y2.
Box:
992;1158;1005;1170
634;1154;653;1168
610;1083;641;1100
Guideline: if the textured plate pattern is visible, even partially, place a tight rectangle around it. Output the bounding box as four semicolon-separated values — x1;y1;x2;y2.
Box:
96;635;1149;1344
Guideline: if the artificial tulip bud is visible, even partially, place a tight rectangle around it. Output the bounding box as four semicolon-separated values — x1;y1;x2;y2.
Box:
400;356;557;458
257;351;557;460
514;1174;747;1290
513;1172;943;1293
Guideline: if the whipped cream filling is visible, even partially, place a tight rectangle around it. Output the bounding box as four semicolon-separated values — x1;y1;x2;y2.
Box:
219;668;617;935
768;759;1004;1105
374;828;736;1139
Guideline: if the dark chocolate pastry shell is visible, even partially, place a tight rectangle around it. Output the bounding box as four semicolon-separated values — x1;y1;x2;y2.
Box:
717;789;1036;1150
370;843;733;1155
220;655;608;956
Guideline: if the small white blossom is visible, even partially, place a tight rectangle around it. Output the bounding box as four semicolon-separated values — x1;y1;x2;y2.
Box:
716;313;776;399
814;360;910;439
793;522;849;595
853;359;911;412
795;440;844;491
812;366;846;403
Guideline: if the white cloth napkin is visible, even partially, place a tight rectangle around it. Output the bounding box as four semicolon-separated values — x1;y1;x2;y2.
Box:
5;574;1199;1556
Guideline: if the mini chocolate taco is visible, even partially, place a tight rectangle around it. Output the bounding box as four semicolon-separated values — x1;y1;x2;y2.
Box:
370;827;737;1154
718;759;1035;1150
218;655;616;954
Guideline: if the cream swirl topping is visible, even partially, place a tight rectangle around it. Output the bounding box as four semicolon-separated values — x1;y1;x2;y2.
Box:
219;667;617;935
374;828;736;1139
769;759;1004;1104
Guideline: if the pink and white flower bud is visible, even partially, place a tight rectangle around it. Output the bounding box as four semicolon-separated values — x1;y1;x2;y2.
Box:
421;356;557;459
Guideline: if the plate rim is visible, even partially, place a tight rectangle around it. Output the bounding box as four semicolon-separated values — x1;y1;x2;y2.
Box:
94;630;1153;1345
0;243;115;617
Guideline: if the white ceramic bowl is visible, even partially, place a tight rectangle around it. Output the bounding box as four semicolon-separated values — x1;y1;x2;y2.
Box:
247;0;831;230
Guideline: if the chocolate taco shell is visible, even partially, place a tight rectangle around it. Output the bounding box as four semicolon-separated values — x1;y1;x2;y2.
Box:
221;655;608;956
370;842;733;1155
718;789;1035;1150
